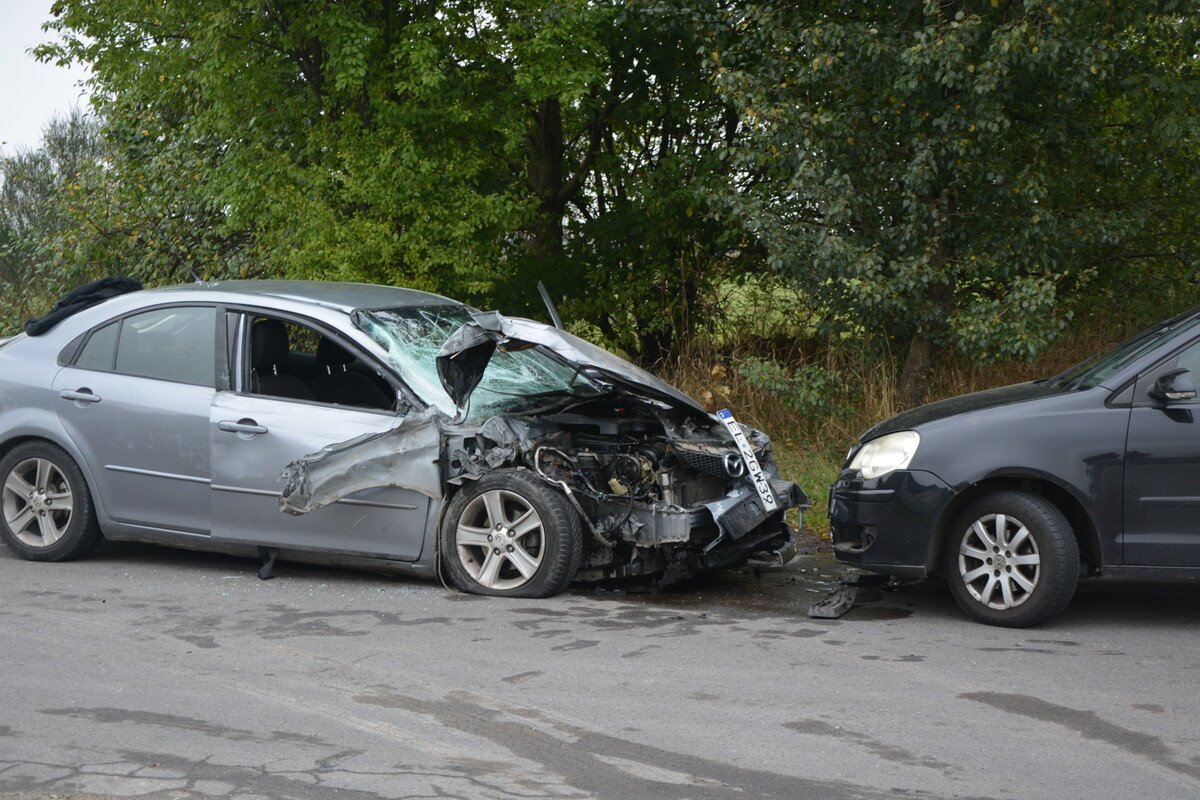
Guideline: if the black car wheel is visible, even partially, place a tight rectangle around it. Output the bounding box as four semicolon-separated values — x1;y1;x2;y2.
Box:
439;468;583;598
0;441;103;562
943;490;1078;627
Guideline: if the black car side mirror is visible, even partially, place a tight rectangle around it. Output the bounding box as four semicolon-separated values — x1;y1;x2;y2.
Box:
1151;369;1198;404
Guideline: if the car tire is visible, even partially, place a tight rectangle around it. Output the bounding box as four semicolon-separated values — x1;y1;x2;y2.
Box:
439;468;583;598
0;441;103;562
943;490;1078;628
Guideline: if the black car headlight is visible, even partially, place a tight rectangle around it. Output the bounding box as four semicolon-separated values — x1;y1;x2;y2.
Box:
848;431;920;480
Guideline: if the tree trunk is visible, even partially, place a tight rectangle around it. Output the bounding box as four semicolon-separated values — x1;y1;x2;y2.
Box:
527;98;565;262
898;331;934;408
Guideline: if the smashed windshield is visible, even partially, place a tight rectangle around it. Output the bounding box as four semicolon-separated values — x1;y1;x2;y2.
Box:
353;304;600;417
1049;313;1200;390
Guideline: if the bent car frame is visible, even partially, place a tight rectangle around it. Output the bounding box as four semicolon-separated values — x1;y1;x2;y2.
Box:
0;280;806;597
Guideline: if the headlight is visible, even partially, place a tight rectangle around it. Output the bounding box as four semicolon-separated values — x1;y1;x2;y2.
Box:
848;431;920;480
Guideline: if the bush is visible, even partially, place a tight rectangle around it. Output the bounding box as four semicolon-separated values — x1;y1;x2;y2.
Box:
735;357;851;420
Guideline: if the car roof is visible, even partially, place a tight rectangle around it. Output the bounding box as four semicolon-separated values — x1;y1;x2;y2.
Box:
142;280;457;312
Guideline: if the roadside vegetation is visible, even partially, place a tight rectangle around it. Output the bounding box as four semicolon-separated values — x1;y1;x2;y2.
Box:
3;1;1199;533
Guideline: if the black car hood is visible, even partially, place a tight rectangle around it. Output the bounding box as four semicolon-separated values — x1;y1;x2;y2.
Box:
437;311;709;416
863;381;1070;441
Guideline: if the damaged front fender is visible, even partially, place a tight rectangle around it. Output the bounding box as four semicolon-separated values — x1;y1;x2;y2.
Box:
279;407;445;515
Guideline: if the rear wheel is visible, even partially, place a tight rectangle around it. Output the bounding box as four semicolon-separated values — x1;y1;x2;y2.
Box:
0;441;102;562
440;468;582;598
943;491;1078;627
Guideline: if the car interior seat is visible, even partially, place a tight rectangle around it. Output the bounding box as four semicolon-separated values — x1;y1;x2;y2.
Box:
310;337;392;409
250;319;316;400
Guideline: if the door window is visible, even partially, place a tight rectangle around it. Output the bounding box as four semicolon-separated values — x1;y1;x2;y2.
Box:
243;313;395;411
113;307;216;386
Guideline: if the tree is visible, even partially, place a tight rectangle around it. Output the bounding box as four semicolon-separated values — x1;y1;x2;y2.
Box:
709;0;1200;403
0;110;105;333
40;0;751;363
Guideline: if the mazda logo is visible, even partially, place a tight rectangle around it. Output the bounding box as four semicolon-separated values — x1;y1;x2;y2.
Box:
723;452;746;477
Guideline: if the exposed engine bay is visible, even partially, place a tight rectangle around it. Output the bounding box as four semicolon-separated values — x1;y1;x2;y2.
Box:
423;396;804;584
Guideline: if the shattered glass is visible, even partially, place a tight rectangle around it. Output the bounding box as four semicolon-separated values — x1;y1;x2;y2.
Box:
353;305;598;418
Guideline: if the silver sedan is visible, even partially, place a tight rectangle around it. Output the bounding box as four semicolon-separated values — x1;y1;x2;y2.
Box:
0;280;805;596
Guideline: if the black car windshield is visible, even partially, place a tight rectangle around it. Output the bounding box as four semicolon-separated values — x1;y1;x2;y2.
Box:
353;304;601;417
1049;313;1200;390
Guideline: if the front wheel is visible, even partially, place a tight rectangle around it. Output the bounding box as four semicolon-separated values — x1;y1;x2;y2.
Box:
439;468;583;598
943;491;1078;627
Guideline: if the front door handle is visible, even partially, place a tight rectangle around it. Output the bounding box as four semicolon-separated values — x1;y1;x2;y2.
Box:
59;388;101;404
218;419;268;436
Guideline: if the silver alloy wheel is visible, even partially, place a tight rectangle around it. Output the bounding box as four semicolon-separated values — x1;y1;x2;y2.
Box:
455;489;545;591
958;513;1041;610
2;458;74;548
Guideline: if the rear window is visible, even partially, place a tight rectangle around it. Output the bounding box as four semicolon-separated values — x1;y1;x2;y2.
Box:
75;322;119;371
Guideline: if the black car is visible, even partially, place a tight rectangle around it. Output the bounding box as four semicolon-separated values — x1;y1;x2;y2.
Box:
830;308;1200;626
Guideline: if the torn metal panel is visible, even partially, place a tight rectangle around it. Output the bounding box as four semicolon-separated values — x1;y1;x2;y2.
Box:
618;501;713;546
444;415;558;483
279;407;444;514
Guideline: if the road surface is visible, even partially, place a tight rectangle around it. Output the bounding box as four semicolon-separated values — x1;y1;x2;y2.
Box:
1;540;1197;799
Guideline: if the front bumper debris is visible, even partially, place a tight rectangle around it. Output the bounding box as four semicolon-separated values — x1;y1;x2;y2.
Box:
808;584;857;619
746;535;797;569
807;572;895;619
621;478;808;549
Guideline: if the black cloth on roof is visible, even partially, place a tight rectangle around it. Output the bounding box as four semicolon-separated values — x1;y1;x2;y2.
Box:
25;276;143;336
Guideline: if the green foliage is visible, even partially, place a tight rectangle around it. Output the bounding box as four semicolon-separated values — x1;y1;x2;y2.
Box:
0;111;106;333
7;0;1196;387
35;0;750;362
736;356;849;418
708;0;1200;380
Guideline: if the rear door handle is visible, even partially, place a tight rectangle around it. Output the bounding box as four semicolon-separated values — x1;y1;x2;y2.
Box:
218;419;268;436
59;388;101;404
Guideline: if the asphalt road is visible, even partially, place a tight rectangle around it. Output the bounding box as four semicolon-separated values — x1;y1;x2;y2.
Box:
1;540;1198;800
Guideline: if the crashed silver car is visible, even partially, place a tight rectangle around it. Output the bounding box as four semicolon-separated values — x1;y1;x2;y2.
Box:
0;280;807;596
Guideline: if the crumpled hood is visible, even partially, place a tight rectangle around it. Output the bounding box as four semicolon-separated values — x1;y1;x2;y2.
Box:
436;311;708;416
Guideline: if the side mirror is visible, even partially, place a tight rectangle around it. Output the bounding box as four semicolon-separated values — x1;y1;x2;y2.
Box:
1151;369;1198;404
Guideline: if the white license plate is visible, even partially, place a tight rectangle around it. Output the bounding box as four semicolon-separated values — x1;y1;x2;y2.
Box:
717;408;778;512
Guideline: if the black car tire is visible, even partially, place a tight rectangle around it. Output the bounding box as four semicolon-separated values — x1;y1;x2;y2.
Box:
0;440;103;562
943;490;1078;628
439;468;583;598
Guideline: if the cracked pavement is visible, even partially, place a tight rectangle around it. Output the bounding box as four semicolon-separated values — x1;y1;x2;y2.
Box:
1;541;1198;799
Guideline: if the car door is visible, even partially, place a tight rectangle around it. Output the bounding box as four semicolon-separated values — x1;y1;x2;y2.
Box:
208;311;430;560
52;305;219;536
1122;335;1200;567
